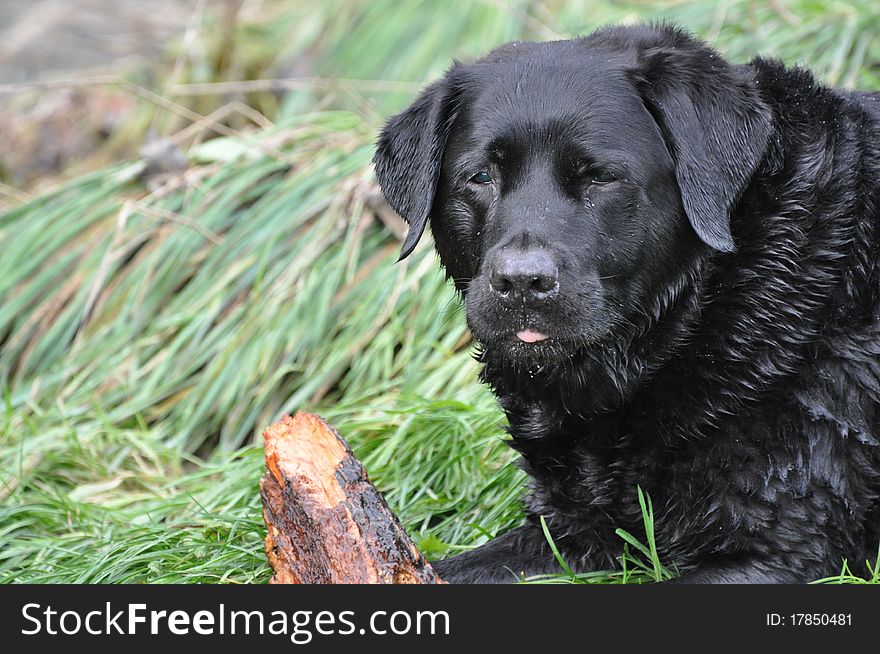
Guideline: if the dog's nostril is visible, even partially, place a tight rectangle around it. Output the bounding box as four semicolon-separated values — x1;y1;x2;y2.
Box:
530;275;557;293
490;273;514;294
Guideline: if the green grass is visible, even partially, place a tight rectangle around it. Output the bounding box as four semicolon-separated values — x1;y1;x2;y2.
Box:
813;551;880;585
2;0;879;584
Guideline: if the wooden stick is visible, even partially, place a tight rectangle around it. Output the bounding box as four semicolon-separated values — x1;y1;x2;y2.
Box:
260;412;444;584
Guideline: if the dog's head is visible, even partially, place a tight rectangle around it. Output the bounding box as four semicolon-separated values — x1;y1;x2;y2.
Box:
374;25;772;368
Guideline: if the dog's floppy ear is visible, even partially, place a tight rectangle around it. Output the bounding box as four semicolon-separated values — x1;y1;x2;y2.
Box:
629;30;772;252
373;70;461;260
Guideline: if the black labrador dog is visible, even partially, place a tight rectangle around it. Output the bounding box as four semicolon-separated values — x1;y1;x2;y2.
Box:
373;24;880;583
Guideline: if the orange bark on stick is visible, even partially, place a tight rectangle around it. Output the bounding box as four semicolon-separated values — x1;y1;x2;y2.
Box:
260;412;444;584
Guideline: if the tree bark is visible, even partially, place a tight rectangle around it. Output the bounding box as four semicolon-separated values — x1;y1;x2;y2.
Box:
260;412;444;584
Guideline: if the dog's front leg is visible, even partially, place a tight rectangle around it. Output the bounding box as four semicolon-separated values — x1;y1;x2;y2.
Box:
431;524;565;583
668;560;819;584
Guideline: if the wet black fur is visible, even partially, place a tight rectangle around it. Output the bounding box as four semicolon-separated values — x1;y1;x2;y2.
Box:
373;24;880;583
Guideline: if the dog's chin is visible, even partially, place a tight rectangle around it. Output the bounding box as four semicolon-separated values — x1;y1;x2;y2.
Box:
469;321;611;375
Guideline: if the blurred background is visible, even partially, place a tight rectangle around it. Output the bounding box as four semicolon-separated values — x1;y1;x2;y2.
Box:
1;0;878;583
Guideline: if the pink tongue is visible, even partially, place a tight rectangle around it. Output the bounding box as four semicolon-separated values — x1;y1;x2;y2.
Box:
516;329;548;343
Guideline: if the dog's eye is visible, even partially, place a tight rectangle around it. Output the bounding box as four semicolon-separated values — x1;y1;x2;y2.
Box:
590;171;616;185
469;171;493;185
574;161;615;186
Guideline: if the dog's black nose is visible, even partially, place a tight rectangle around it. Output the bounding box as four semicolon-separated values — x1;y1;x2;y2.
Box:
490;249;559;307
